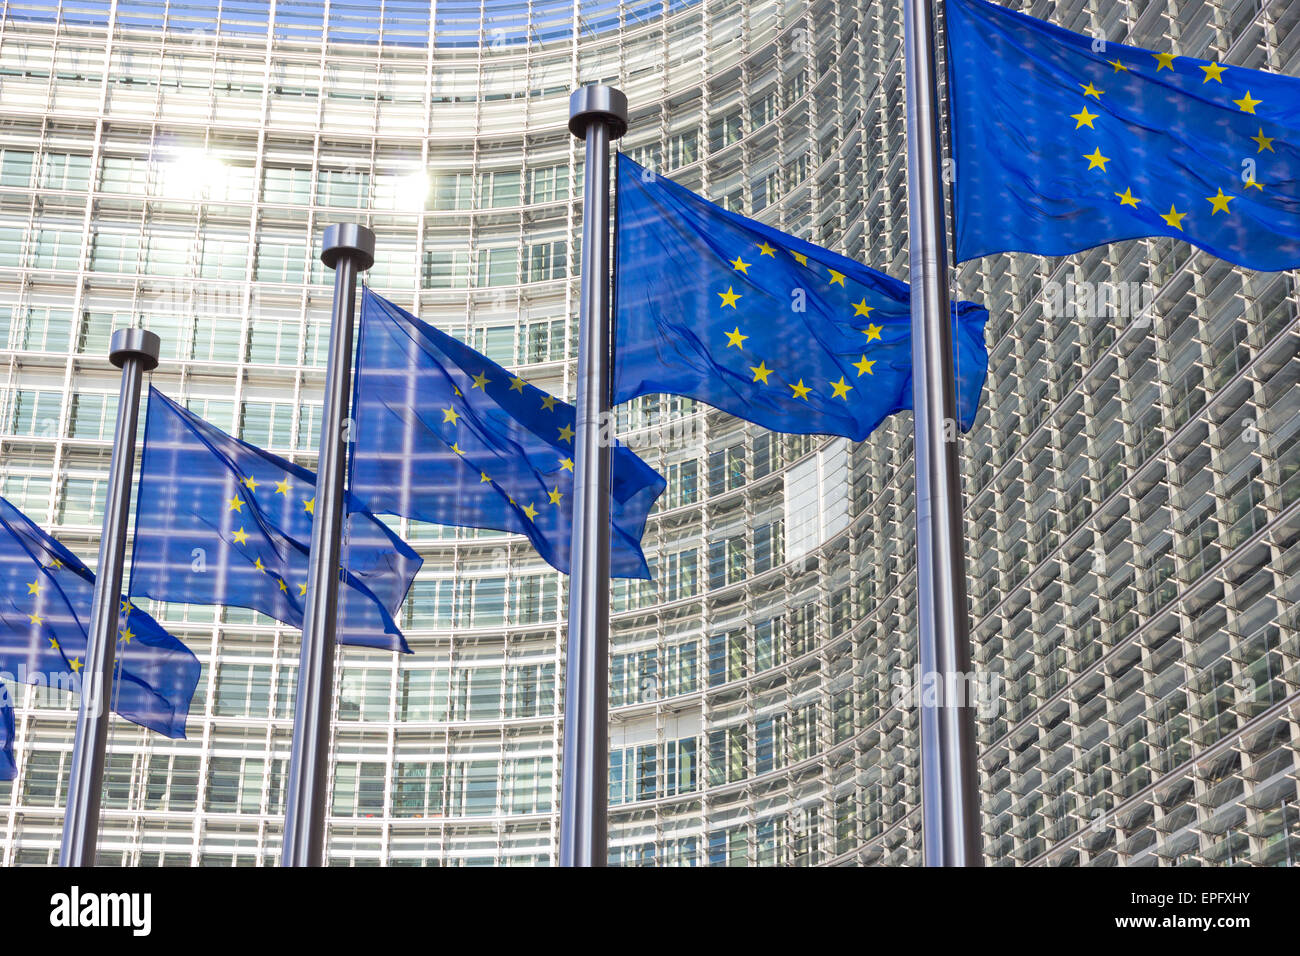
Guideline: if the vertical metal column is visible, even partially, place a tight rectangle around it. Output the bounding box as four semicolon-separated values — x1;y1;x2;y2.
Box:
281;223;374;867
59;328;160;867
902;0;983;866
560;84;627;868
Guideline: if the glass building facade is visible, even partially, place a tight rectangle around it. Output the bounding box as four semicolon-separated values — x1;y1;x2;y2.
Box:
0;0;1296;866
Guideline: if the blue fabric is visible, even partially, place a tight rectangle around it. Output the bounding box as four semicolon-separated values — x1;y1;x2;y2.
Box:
130;388;422;652
0;698;13;780
350;290;665;579
612;154;990;438
0;496;200;742
947;0;1300;270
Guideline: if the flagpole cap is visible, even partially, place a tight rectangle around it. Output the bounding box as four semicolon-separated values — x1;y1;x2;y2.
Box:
320;223;376;271
569;84;628;140
109;327;160;372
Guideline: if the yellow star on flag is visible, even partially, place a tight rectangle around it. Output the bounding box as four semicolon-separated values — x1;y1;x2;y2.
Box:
278;579;288;593
827;269;846;286
789;380;812;400
1251;128;1274;153
509;376;527;393
749;361;773;384
1080;82;1103;99
522;502;539;521
560;456;575;472
303;497;315;515
548;488;563;505
1152;52;1176;72
1199;61;1225;83
442;406;460;424
730;255;750;273
232;526;250;546
29;612;43;626
558;424;575;443
70;658;83;674
480;471;491;483
451;442;465;455
725;327;748;349
275;479;290;495
26;580;40;595
717;286;741;308
1233;91;1261;113
119;627;133;644
792;251;808;265
1110;59;1128;73
1244;176;1263;191
254;557;266;571
299;582;308;597
1084;147;1110;171
1161;204;1187;230
853;299;874;317
471;371;489;390
48;637;59;651
863;324;882;341
228;495;244;512
1070;107;1098;129
1115;187;1140;207
830;376;853;400
540;394;557;412
757;241;776;257
853;356;876;376
241;475;259;491
1206;188;1234;214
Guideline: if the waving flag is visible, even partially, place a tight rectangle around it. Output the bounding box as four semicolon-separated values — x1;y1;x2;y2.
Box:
613;154;989;438
130;389;422;652
0;496;200;742
946;0;1300;270
350;289;665;579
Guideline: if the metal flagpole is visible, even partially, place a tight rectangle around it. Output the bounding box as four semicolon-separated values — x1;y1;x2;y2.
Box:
559;84;627;868
281;223;374;867
902;0;983;866
59;328;160;867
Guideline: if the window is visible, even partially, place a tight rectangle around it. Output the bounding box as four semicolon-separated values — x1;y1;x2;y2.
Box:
0;147;34;187
421;246;471;288
708;443;745;495
398;666;450;721
476;246;518;287
262;166;312;204
239;401;294;449
482;169;520;207
528;164;567;204
7;389;61;436
213;663;272;717
68;392;118;440
316;167;369;207
392;761;445;817
525;239;566;281
525;319;567;364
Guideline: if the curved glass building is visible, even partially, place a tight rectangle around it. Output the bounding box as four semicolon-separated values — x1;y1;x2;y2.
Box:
0;0;1297;866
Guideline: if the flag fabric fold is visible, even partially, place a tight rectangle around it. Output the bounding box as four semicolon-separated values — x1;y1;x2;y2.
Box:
946;0;1300;271
0;699;13;780
612;154;990;439
130;388;422;653
350;289;666;580
0;495;200;742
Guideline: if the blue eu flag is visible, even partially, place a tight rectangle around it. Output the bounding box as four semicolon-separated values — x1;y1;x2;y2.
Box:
613;155;990;439
350;290;665;579
130;388;422;652
947;0;1300;271
0;496;200;745
0;698;13;780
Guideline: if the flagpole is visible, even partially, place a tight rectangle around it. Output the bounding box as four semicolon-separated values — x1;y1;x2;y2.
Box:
59;328;159;867
560;84;627;868
281;223;374;867
902;0;983;866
